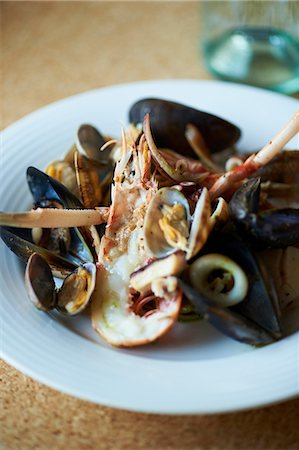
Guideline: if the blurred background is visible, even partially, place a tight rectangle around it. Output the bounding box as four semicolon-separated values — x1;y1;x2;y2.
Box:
3;1;298;129
2;1;205;128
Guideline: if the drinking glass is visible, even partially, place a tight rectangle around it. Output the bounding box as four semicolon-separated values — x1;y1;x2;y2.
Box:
201;1;299;93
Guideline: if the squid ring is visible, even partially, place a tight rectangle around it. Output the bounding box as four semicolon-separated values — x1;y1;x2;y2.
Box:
189;253;248;307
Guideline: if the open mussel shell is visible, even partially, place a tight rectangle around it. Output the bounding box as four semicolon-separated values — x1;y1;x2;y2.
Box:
32;225;71;255
27;166;95;262
144;187;191;258
25;253;57;311
179;280;275;346
57;262;96;315
202;232;282;338
45;160;79;197
27;166;84;209
129;98;241;157
0;226;78;277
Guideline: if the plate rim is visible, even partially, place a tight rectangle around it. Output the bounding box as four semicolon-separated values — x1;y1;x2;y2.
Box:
2;78;298;133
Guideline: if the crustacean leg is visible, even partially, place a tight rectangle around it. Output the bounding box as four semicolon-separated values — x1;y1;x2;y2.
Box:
0;207;109;228
209;110;299;200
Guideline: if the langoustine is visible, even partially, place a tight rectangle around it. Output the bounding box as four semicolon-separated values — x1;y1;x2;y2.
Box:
91;131;184;346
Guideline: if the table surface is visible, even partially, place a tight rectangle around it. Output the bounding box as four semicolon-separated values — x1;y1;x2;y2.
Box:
1;2;299;449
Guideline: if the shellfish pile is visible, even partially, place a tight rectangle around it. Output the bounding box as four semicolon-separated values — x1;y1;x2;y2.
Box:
1;99;299;347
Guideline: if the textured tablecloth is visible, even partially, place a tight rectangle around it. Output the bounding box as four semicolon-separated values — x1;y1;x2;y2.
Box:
1;2;299;449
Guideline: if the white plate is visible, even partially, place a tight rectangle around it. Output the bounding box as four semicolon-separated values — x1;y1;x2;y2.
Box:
1;80;298;414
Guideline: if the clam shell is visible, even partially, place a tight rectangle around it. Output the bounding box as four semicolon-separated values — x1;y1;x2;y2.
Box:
57;262;96;315
144;187;191;258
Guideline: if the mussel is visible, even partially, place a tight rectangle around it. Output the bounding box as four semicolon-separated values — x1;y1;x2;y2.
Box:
179;280;275;346
0;167;96;277
27;166;95;262
0;226;78;277
45;160;79;197
252;150;299;208
179;240;281;346
229;177;299;248
192;231;282;339
253;150;299;184
129;98;241;157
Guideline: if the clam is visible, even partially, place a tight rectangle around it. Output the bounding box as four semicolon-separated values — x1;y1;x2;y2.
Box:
25;253;57;311
75;125;115;207
57;262;96;315
143;186;222;261
144;187;191;257
76;124;110;163
74;150;102;208
129;98;241;157
24;252;96;315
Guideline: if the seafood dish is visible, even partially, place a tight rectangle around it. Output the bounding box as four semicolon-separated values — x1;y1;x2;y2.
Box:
1;98;298;348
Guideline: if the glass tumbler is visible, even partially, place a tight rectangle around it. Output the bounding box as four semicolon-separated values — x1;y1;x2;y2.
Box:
201;1;299;94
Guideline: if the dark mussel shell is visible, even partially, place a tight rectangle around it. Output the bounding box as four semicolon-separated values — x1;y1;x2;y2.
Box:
179;280;275;345
129;98;241;157
27;166;84;209
27;167;95;262
252;150;299;184
0;226;78;277
229;178;299;248
201;231;281;338
251;151;299;208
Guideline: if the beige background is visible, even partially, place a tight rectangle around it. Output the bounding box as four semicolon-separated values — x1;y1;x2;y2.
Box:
1;2;299;449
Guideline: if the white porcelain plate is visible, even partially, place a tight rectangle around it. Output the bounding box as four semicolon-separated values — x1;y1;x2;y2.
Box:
1;80;298;414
